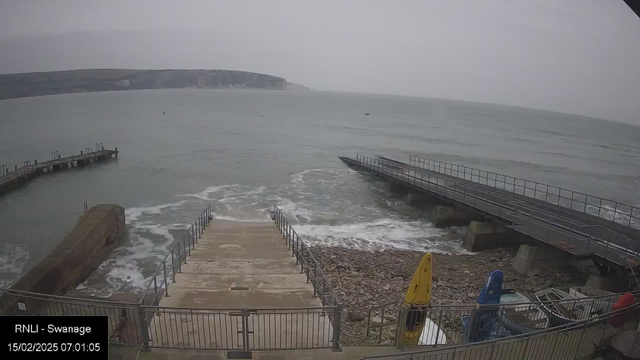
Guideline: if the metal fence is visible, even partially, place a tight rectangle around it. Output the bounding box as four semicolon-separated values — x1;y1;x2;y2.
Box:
366;290;639;347
142;305;338;351
140;204;213;306
353;154;638;269
362;302;640;360
0;287;339;352
408;155;640;231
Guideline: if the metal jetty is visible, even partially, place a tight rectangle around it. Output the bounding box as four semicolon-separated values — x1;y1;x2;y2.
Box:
340;154;640;270
0;143;118;196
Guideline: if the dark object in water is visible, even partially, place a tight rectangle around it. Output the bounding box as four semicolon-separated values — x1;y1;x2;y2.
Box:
365;113;370;115
163;111;165;114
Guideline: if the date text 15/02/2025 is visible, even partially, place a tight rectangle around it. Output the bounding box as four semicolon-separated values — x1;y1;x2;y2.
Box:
8;342;101;353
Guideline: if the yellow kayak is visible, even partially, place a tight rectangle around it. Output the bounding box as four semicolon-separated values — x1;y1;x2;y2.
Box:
400;253;433;346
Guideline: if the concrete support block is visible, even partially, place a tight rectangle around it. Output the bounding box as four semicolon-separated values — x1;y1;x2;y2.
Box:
404;193;435;206
386;181;411;194
463;221;508;251
584;274;627;293
512;244;574;274
429;205;477;228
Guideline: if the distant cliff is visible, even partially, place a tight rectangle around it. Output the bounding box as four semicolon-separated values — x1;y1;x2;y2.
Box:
0;69;309;100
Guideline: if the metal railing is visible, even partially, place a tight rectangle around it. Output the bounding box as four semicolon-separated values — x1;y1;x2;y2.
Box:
353;154;638;268
272;204;342;350
409;155;640;230
366;290;639;347
142;305;338;351
273;204;340;308
363;301;640;360
140;204;213;306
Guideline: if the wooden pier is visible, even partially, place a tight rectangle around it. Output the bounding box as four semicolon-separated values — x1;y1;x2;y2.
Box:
0;145;118;196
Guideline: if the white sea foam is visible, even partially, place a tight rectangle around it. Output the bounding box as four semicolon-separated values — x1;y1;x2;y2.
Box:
295;219;473;254
126;200;189;222
101;230;171;291
0;244;29;274
179;185;238;200
0;244;30;287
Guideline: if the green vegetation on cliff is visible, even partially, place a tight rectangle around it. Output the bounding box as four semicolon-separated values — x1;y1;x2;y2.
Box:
0;69;307;100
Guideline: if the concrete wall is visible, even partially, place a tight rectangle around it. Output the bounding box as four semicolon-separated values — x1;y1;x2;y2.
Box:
10;204;126;295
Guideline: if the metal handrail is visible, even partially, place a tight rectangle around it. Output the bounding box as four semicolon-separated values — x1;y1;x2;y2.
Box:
363;301;640;359
139;204;212;305
368;289;640;313
409;155;640;229
272;204;342;351
0;287;139;305
272;204;340;307
353;154;635;268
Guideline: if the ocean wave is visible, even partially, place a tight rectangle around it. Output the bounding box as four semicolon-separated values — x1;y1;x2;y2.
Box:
0;244;30;287
126;200;189;222
295;219;472;254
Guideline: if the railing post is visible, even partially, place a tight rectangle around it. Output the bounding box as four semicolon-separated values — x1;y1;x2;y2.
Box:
183;236;189;262
312;262;317;296
292;233;296;257
163;260;169;297
295;235;300;265
153;276;158;298
137;304;151;352
171;249;176;281
332;305;342;351
177;241;182;273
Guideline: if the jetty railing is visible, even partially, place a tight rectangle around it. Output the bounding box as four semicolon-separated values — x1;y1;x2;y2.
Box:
408;155;640;230
353;154;638;268
139;204;213;306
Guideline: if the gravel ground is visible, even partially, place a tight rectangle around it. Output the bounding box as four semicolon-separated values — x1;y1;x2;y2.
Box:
310;245;592;346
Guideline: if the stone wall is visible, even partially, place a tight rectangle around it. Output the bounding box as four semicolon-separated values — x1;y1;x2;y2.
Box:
10;204;126;295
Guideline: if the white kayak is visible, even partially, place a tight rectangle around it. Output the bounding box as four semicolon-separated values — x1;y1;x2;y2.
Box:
418;318;447;345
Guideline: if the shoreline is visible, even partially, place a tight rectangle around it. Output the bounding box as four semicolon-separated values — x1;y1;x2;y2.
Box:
310;245;592;345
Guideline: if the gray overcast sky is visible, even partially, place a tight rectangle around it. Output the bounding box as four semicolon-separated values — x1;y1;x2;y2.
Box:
1;0;639;125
